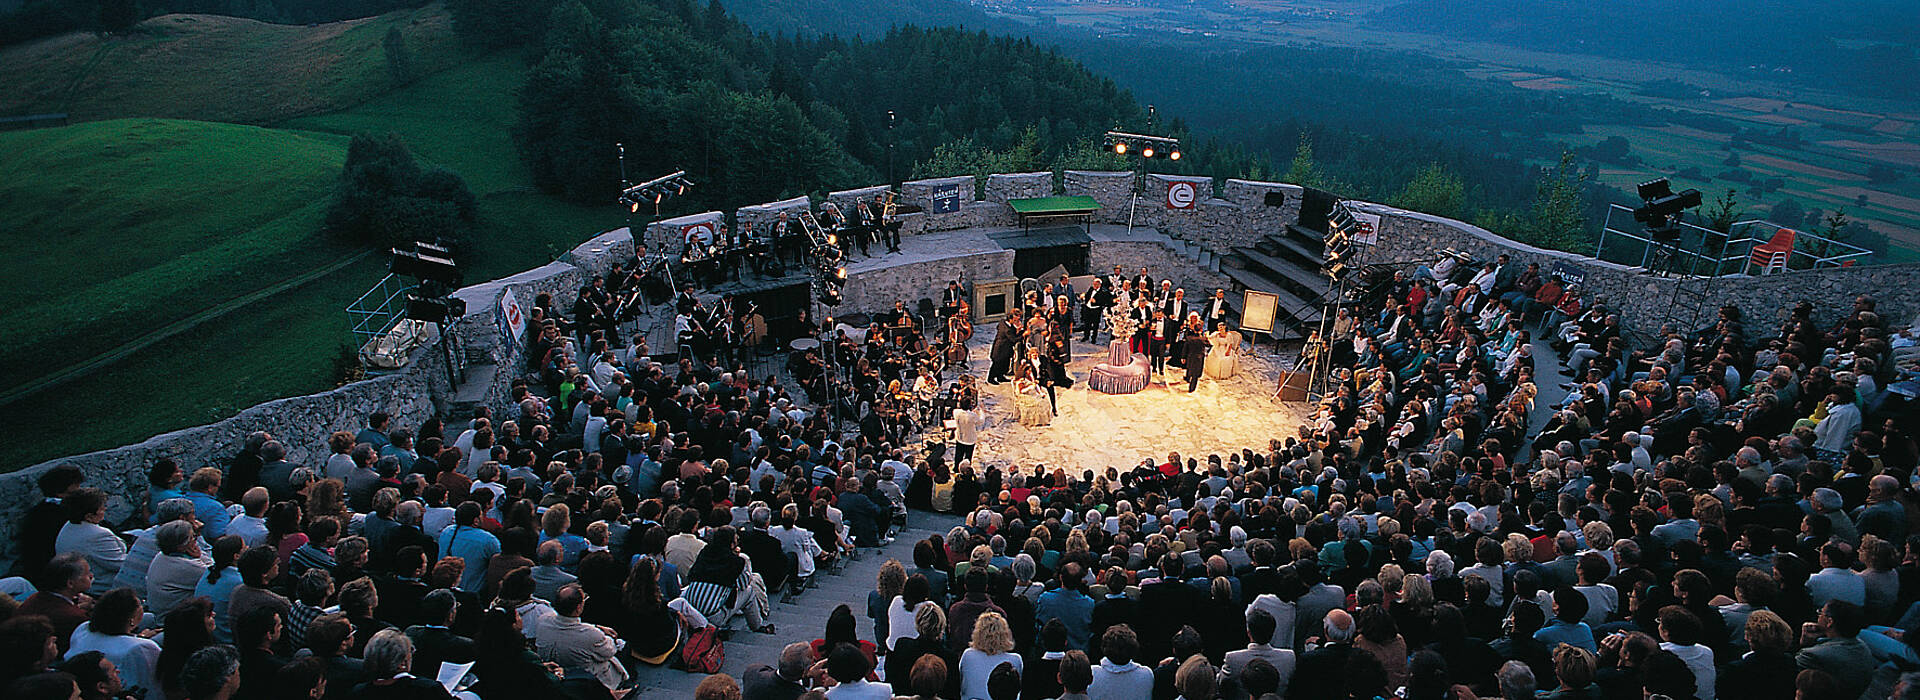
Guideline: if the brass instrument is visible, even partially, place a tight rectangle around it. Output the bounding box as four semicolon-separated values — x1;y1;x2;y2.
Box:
881;190;898;221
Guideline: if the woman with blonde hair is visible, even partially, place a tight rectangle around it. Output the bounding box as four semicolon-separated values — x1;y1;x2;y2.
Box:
958;612;1021;700
1718;610;1796;700
1541;644;1600;699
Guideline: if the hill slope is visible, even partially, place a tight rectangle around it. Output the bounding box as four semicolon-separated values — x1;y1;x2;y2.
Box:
0;4;465;123
0;118;359;391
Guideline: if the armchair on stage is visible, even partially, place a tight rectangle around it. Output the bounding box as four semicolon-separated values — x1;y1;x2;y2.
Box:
1089;340;1151;395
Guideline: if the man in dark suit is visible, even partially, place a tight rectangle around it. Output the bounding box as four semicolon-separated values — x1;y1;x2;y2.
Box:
1290;609;1358;699
404;590;475;678
255;441;297;502
1080;279;1113;343
1136;553;1204;662
1179;317;1210;392
1132;267;1154;295
1147;310;1176;377
1161;287;1188;322
940;281;967;320
743;642;812;700
845;198;871;257
988;313;1024;384
1204;289;1232;331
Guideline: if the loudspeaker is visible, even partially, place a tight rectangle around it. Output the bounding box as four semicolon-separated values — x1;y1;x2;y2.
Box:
1298;188;1338;233
1264;191;1288;207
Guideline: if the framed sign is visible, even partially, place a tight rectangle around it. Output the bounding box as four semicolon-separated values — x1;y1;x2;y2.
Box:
682;221;716;247
1240;290;1280;334
931;183;962;214
1352;211;1382;246
1166;181;1197;209
1551;261;1586;286
498;288;526;359
973;278;1018;323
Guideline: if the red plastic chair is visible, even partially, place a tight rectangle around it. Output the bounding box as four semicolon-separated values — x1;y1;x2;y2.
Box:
1746;227;1796;275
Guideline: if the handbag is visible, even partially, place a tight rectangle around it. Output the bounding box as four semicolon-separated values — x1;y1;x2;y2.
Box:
681;625;725;673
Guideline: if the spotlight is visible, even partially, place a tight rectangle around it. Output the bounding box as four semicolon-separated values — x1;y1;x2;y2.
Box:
1169;150;1182;161
1141;146;1155;158
835;267;847;280
1113;142;1128;155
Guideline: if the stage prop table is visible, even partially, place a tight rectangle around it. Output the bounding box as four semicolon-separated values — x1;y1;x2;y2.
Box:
1090;340;1150;394
1007;195;1100;234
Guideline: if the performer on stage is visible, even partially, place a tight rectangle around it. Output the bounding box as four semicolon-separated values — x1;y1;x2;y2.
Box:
1049;296;1074;353
1203;288;1232;331
1161;286;1188;323
1080;278;1113;344
1206;322;1241;380
944;302;973;371
987;312;1023;385
1129;297;1155;355
1179;313;1211;393
1014;348;1053;426
867;196;901;253
940;281;966;321
1148;309;1175;378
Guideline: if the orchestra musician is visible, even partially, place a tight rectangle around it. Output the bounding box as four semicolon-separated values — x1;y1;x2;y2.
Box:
939;280;966;322
945;302;973;370
866;196;901;253
845;198;871;257
772;211;800;270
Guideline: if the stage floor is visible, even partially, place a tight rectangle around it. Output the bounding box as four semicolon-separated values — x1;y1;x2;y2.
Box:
961;337;1310;475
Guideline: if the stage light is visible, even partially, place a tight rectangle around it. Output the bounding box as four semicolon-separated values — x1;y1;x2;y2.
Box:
1169;150;1182;161
1141;146;1155;158
835;267;847;280
827;234;837;245
1113;142;1128;155
628;201;639;213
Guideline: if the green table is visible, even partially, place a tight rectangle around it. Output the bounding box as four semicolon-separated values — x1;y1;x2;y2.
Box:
1008;195;1100;232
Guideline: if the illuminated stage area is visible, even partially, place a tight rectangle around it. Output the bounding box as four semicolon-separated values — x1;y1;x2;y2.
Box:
962;337;1310;473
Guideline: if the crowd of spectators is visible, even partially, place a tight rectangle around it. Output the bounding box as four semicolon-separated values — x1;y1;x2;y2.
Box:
1;255;1918;700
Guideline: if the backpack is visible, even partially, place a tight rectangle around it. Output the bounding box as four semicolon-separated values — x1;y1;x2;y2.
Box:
682;625;724;673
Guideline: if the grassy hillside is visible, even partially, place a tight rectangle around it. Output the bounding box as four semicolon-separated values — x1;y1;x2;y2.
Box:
0;4;464;124
1;43;623;471
285;51;627;281
0;118;364;391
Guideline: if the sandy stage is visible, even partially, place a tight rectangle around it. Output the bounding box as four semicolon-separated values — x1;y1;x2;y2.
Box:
956;336;1312;474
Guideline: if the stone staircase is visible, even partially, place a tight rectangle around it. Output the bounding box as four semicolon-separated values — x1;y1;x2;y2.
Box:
1161;227;1224;273
626;511;965;695
1221;224;1336;337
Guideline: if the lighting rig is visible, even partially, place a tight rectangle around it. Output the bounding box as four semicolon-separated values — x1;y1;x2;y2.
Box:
619;170;695;215
389;241;467;384
1632;177;1704;243
1104;130;1183;161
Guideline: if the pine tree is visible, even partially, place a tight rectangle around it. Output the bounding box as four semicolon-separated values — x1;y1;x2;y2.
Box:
1392;163;1465;219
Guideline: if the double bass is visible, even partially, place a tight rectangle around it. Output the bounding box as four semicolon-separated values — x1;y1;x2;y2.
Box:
945;302;974;366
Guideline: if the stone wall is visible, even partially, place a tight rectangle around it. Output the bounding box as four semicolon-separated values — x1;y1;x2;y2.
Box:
643;211;724;256
840;250;1017;315
734;196;810;232
1089;240;1236;299
900;176;989;233
1352;202;1920;338
983;172;1054;203
1058;173;1298;253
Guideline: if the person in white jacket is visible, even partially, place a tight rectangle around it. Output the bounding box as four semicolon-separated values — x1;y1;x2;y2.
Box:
54;487;127;596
